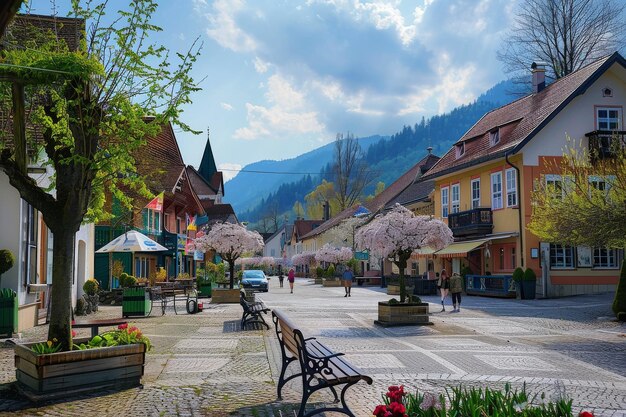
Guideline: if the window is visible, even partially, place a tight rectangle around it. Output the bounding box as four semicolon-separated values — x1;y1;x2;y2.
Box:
451;184;460;214
491;172;503;209
21;200;38;286
499;247;505;270
135;256;149;278
441;186;449;218
511;247;516;269
46;229;54;284
455;142;465;158
176;217;182;234
596;107;621;130
164;213;170;231
471;179;480;209
489;129;500;146
546;174;563;200
411;262;418;276
142;209;160;233
505;168;517;207
550;244;575;268
593;248;621;268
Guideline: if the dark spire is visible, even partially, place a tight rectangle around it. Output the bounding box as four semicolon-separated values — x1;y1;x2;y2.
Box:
198;127;218;182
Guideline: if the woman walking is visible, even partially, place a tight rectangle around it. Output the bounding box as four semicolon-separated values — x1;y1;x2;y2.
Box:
288;268;295;293
449;272;463;312
438;269;450;312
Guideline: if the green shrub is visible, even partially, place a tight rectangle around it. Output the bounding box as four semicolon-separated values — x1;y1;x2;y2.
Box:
523;267;537;281
409;295;422;304
388;298;399;305
460;265;473;279
316;266;324;278
612;260;626;318
0;249;15;275
83;278;99;295
326;265;335;278
119;273;138;288
512;267;524;282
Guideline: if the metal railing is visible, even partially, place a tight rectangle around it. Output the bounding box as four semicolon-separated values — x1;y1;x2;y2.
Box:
465;274;516;298
585;130;626;160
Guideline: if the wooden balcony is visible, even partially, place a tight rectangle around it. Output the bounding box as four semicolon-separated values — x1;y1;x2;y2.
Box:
447;208;493;237
585;130;626;160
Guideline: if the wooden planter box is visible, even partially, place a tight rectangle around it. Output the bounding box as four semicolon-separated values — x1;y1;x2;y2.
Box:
314;277;323;285
375;302;432;327
14;339;146;402
322;279;343;287
386;284;414;296
122;287;151;317
211;288;241;304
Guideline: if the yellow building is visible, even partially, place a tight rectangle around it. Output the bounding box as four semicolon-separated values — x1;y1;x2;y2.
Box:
421;53;626;297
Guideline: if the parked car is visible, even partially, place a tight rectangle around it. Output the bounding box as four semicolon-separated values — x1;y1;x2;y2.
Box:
241;270;269;292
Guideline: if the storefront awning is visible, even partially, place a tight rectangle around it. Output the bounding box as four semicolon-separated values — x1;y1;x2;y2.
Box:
435;239;488;258
411;246;436;259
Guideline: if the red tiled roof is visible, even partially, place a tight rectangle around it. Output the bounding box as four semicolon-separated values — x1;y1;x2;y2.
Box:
294;219;323;240
301;153;440;239
187;165;217;197
136;121;186;192
424;53;622;178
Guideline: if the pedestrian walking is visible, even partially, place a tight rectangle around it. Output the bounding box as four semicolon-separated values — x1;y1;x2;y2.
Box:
288;268;295;293
278;272;284;288
438;269;450;312
449;272;463;313
342;267;354;297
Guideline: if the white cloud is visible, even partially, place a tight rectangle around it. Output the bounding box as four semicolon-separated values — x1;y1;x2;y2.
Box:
221;102;234;111
253;57;270;73
218;163;242;182
234;75;325;140
204;0;257;52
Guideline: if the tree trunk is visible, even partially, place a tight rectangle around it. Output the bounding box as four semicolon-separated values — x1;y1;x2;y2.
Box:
395;250;411;303
227;256;236;289
48;228;76;351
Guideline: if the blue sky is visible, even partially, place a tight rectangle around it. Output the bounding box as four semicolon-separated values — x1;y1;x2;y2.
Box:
27;0;519;181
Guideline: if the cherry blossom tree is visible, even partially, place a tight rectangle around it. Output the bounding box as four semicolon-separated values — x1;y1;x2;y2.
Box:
355;204;453;303
315;244;353;266
291;251;316;268
194;222;264;289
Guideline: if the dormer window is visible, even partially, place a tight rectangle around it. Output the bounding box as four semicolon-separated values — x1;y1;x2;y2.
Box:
489;129;500;146
455;142;465;159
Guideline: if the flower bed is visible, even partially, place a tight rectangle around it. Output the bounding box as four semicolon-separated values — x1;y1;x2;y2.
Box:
372;384;595;417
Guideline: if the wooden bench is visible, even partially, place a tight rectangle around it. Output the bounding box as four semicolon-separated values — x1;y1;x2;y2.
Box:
272;309;372;417
240;291;270;329
355;276;381;286
72;318;128;337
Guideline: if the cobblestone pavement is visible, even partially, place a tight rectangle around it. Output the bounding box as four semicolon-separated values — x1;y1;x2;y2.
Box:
0;278;624;417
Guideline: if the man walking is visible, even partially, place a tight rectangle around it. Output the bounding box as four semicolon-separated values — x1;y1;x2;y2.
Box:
342;267;354;297
449;272;463;312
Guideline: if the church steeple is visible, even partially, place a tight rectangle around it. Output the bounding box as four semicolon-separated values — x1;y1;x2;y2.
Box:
198;127;218;183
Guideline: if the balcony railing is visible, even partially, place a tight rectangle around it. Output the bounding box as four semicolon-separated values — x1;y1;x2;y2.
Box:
447;208;493;237
585;130;626;160
465;274;516;298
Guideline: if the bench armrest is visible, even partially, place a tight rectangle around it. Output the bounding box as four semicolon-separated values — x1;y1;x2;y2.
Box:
307;351;344;360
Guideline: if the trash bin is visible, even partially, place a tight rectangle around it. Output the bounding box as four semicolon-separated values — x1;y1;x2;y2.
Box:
0;288;17;337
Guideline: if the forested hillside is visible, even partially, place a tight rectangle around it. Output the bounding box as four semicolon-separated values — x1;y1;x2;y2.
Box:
237;79;516;228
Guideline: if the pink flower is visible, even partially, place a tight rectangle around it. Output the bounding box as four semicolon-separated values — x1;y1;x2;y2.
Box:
118;323;128;330
71;330;77;338
420;392;442;410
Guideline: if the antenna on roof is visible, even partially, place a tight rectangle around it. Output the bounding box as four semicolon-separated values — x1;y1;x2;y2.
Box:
426;146;433;155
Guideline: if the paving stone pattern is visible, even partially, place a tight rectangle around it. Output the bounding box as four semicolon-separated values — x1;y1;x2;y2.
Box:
0;278;624;416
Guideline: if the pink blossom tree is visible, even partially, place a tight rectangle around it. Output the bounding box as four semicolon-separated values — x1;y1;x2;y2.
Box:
315;244;353;266
291;251;316;268
355;204;453;302
194;222;264;289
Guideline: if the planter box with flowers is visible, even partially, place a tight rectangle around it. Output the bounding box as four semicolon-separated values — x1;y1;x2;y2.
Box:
376;297;432;327
14;324;150;402
386;284;415;296
322;278;343;287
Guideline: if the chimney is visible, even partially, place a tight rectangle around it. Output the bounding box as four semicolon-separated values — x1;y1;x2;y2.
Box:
531;62;546;93
323;201;330;221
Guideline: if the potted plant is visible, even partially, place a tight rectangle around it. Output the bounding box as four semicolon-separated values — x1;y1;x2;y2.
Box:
355;204;453;326
387;276;415;296
512;267;524;299
521;267;537;300
15;323;151;401
315;266;324;285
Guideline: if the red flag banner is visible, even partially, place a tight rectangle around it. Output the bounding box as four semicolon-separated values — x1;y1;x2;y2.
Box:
145;191;164;212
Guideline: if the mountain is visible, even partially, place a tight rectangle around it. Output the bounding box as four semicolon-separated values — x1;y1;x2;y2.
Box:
231;79;518;225
225;135;386;214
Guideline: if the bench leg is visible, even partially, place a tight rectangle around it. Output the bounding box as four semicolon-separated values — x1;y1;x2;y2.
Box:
300;381;359;417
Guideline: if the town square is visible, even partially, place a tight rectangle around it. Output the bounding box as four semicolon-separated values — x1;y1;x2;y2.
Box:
0;0;625;416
